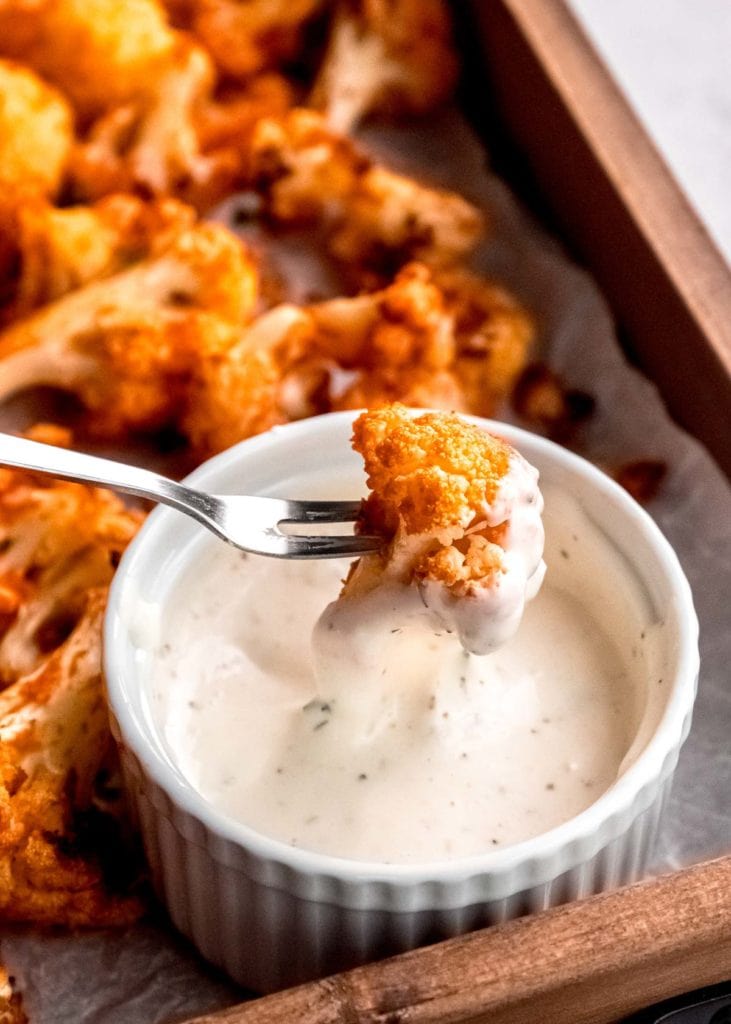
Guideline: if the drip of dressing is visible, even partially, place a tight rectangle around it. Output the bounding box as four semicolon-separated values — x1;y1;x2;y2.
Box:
147;484;662;863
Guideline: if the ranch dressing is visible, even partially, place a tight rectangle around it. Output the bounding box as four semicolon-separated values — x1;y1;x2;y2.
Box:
149;480;658;863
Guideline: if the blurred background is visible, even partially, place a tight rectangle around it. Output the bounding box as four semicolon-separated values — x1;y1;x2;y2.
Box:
571;0;731;264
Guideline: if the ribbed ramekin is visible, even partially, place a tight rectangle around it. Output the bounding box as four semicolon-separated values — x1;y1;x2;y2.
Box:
104;412;699;993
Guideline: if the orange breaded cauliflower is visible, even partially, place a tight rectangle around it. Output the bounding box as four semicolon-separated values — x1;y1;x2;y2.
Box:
0;426;144;684
247;109;484;270
305;262;533;415
341;405;545;654
311;0;458;133
194;72;294;154
69;38;240;209
0;598;143;926
165;0;322;81
309;262;466;412
0;59;73;198
328;164;484;275
352;403;511;567
0;224;259;442
177;262;534;449
0;192;195;322
0;0;177;121
0;1;278;208
437;267;536;417
182;303;312;453
0;439;144;926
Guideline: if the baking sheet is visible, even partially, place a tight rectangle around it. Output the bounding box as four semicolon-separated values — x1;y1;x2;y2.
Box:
1;110;729;1023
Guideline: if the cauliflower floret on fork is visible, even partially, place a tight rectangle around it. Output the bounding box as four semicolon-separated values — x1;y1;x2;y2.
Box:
310;0;458;133
340;405;546;654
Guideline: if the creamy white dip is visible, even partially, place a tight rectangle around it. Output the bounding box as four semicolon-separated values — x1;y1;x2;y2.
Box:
146;474;661;864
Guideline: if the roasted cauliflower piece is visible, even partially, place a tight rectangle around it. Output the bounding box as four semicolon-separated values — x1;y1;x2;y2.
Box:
184;262;534;445
311;0;458;132
0;600;143;927
165;0;322;80
437;268;536;417
0;446;144;927
306;262;532;416
0;224;259;441
341;405;546;654
329;164;485;274
0;1;266;208
181;303;312;453
0;59;73;198
247;109;484;270
195;72;294;154
0;192;195;322
0;0;177;122
0;426;144;684
309;262;465;412
70;39;240;209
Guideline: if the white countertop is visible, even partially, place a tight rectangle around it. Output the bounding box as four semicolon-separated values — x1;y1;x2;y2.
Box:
570;0;731;267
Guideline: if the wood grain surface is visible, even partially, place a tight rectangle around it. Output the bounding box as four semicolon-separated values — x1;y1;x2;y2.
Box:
470;0;731;475
182;855;731;1024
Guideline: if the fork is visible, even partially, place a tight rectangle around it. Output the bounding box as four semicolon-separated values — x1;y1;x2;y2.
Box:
0;433;380;559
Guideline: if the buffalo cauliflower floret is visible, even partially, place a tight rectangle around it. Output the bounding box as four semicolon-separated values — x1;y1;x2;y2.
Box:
181;303;312;453
0;446;144;927
303;262;532;416
311;0;458;133
0;594;143;927
0;426;143;684
247;109;484;269
0;2;263;208
165;0;322;80
341;405;546;654
0;224;259;442
0;59;73;198
437;267;536;416
329;164;484;273
0;0;177;121
0;192;195;322
70;39;240;209
308;262;465;412
195;72;294;154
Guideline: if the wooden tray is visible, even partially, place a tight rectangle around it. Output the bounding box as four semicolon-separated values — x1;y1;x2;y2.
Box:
176;3;731;1020
464;0;731;476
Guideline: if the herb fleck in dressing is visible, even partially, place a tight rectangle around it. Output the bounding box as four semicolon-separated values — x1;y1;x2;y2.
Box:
151;485;655;864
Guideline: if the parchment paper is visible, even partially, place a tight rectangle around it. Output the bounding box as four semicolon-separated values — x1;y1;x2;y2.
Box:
1;111;729;1023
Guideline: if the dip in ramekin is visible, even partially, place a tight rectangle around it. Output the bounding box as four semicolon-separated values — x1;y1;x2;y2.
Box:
105;412;699;992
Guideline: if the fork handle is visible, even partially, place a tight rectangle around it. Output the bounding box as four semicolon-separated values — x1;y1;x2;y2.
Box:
0;432;221;525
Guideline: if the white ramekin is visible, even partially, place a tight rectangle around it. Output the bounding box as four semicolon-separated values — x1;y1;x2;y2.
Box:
104;412;699;993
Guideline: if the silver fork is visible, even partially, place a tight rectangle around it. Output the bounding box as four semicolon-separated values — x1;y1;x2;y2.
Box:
0;433;380;559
